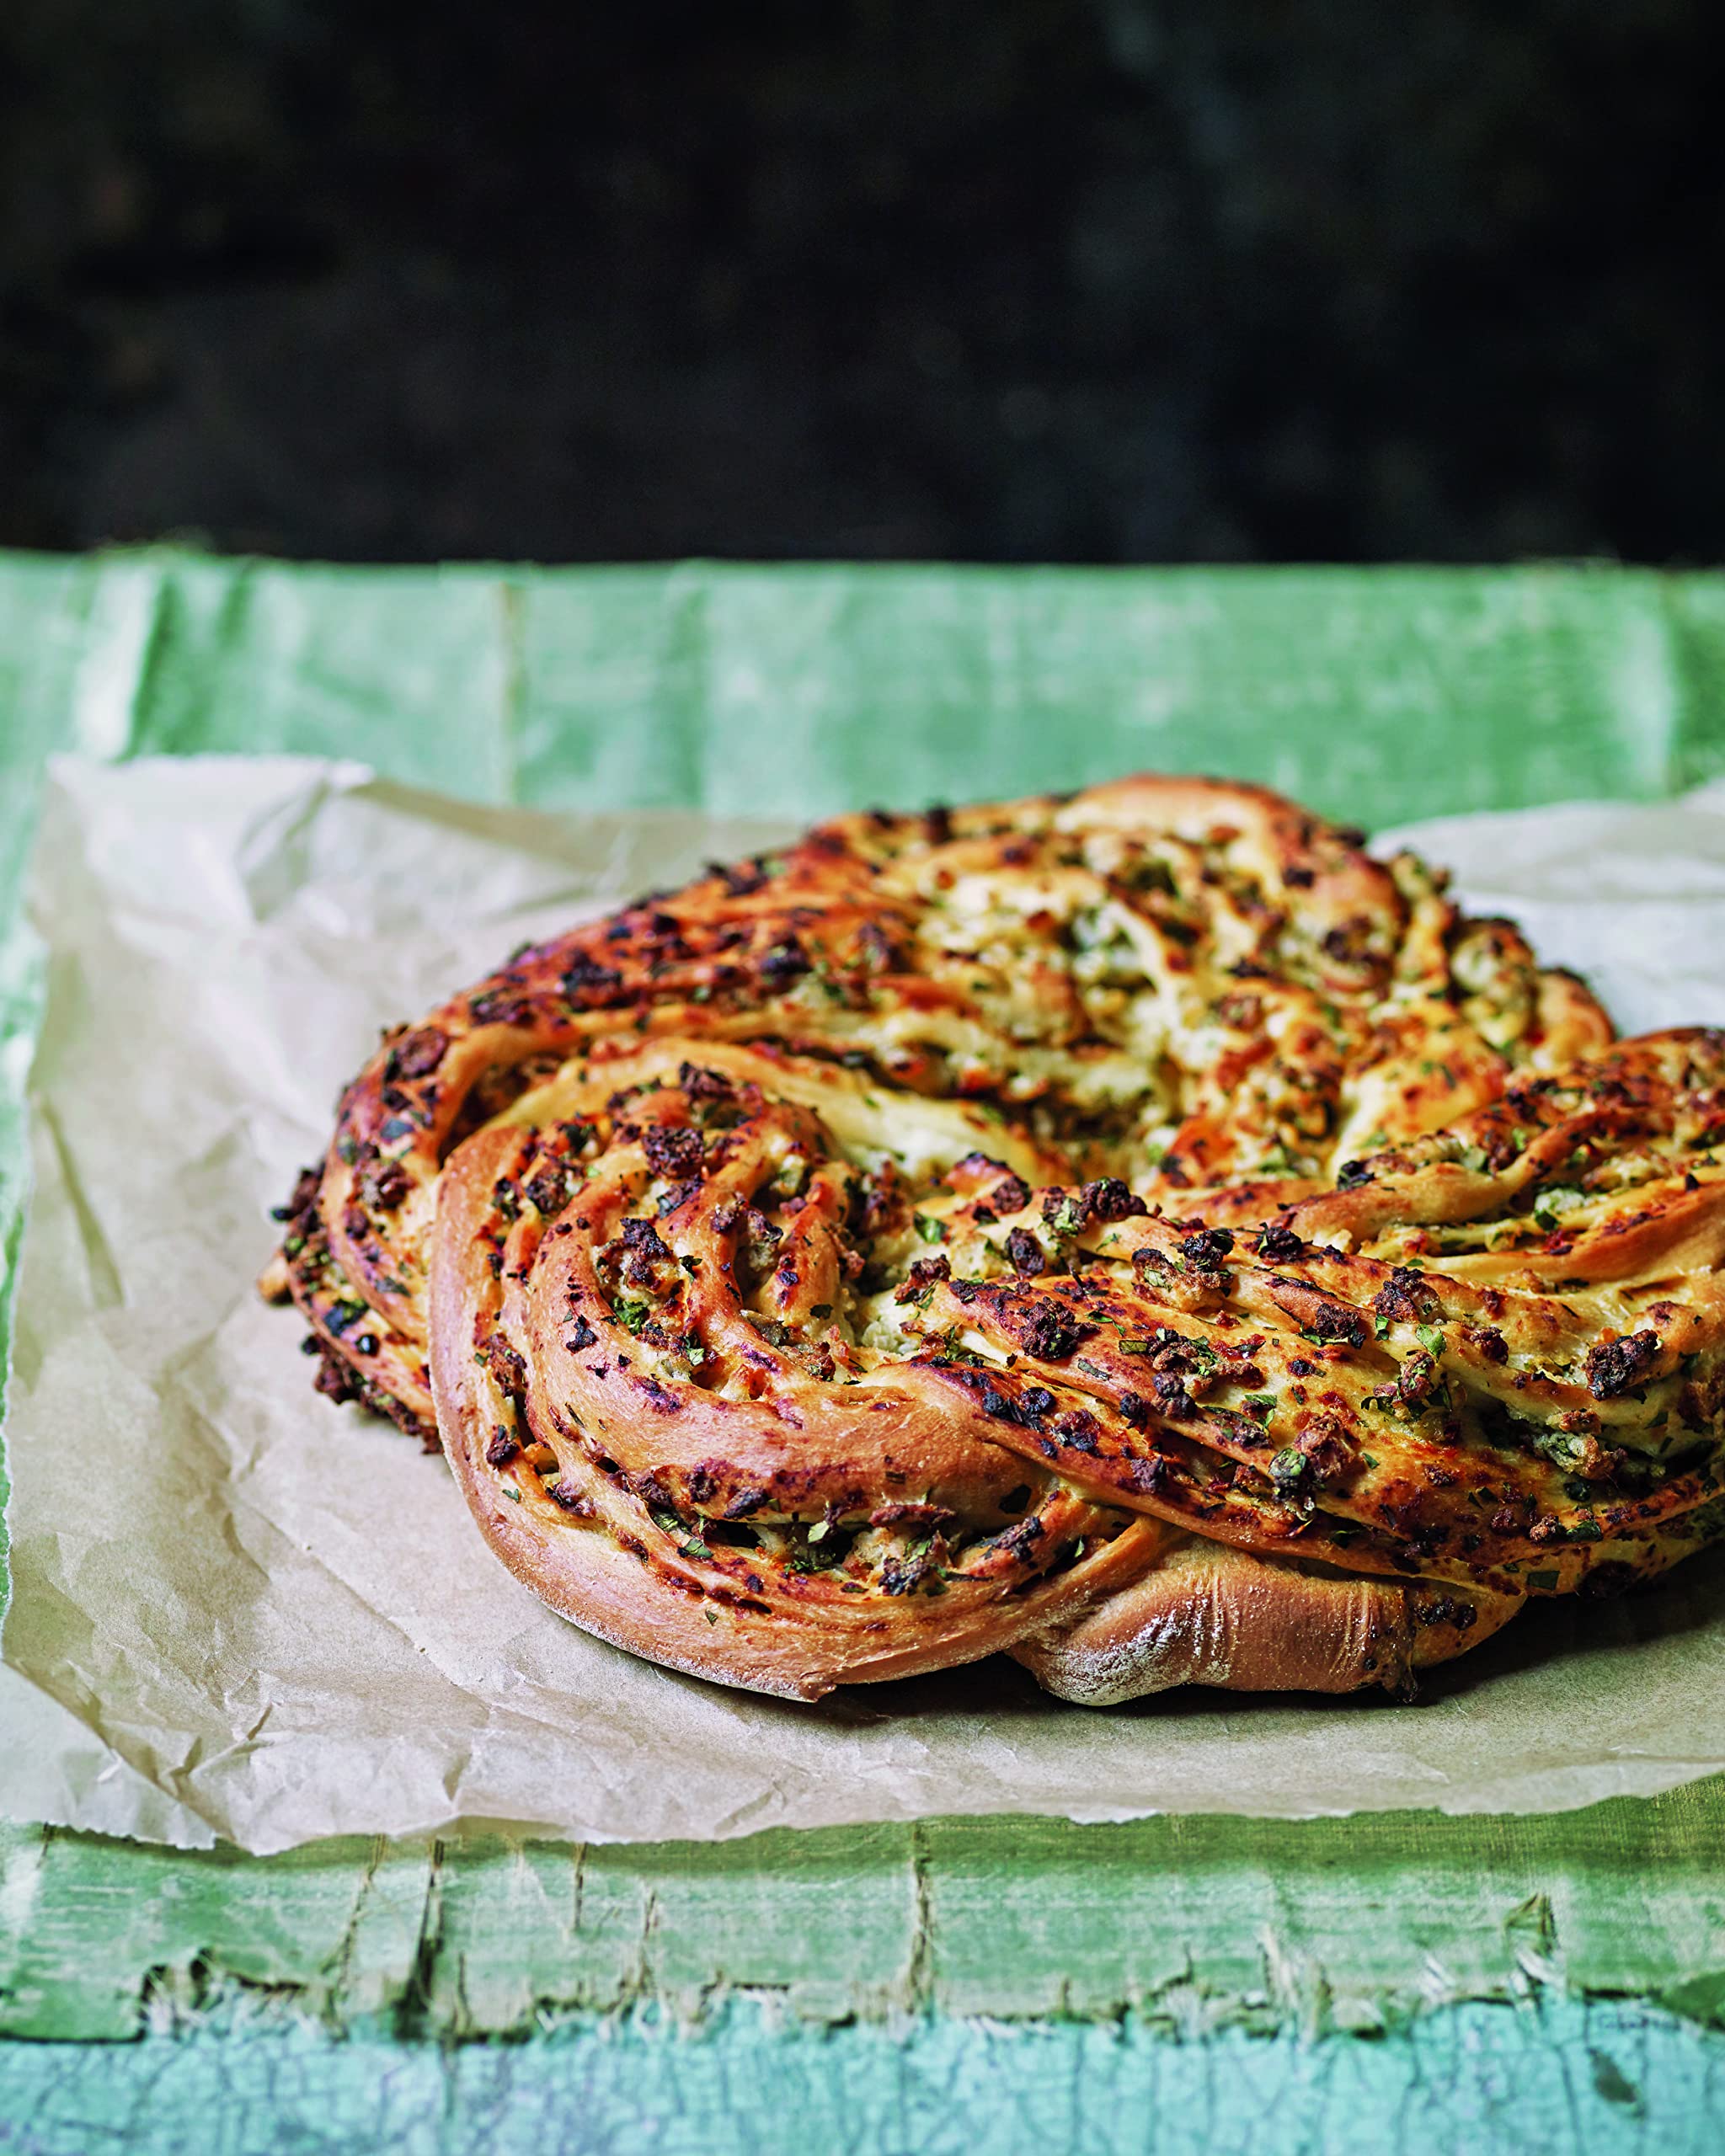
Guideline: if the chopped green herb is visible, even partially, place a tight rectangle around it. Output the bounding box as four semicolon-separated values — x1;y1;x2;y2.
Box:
1268;1447;1309;1491
1532;1184;1586;1230
915;1214;946;1244
1416;1324;1445;1358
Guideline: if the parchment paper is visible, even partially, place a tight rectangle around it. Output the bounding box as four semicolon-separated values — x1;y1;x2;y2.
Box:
6;755;1725;1855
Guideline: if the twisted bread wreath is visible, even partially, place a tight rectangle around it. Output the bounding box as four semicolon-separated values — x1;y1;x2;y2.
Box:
261;776;1725;1701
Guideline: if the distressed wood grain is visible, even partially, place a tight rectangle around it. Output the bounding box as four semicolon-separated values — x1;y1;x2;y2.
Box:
5;1789;1725;2041
2;1996;1723;2156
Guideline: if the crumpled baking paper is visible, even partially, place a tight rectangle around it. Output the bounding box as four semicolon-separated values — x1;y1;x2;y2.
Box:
5;755;1725;1854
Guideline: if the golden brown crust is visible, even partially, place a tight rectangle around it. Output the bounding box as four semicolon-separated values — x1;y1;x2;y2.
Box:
427;1051;1168;1698
1288;1028;1725;1289
1013;1534;1524;1705
260;775;1725;1704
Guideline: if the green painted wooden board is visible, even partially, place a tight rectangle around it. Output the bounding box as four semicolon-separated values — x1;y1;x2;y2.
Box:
6;1793;1725;2043
4;549;1725;2149
3;1997;1723;2156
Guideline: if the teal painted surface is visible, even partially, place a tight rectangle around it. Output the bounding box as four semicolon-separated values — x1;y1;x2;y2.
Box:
1;1999;1722;2156
6;549;1725;2148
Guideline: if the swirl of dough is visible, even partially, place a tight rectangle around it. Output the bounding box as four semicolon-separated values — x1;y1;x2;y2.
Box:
262;780;1725;1700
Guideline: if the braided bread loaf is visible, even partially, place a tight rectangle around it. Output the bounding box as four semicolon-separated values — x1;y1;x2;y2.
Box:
260;776;1725;1700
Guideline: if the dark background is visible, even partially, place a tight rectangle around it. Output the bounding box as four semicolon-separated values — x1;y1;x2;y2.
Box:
3;0;1722;565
